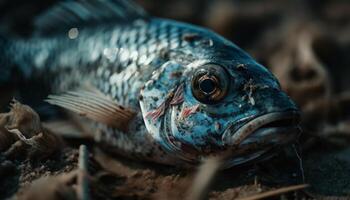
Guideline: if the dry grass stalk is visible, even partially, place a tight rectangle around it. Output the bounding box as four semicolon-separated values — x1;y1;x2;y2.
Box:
93;148;137;176
77;145;90;200
237;184;309;200
185;156;223;200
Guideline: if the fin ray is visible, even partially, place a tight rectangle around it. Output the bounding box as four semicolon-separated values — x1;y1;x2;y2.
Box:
46;97;113;120
46;88;136;131
66;90;133;119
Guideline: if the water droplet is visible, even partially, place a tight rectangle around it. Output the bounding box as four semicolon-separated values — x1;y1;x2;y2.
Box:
68;28;79;39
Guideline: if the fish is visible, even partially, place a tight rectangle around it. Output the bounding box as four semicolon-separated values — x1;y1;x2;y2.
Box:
0;0;301;168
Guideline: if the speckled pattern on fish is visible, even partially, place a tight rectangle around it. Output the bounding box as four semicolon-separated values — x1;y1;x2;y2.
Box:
0;0;301;168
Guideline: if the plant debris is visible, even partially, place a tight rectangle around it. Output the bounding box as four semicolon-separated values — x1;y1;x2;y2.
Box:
0;100;62;160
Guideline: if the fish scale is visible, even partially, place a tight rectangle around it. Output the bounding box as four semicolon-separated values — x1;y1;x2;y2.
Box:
0;0;301;168
85;19;197;108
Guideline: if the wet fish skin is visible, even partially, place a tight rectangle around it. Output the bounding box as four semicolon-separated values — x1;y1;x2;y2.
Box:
1;7;300;167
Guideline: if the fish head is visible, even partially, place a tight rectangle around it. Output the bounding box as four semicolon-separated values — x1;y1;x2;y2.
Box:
139;41;300;168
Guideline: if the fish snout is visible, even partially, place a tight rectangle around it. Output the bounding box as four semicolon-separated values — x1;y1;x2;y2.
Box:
222;110;301;147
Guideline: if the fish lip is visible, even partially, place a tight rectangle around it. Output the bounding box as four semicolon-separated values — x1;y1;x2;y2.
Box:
222;110;301;146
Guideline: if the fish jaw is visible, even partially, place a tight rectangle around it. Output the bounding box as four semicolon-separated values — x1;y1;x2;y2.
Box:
222;110;301;146
215;110;300;168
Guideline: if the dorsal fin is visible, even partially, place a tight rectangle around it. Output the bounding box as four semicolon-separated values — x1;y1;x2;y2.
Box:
33;0;148;35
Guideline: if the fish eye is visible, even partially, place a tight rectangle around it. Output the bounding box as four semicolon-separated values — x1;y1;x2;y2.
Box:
191;64;230;104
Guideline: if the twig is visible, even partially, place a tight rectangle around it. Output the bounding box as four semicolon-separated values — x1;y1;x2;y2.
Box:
93;147;136;177
77;145;90;200
185;156;222;200
237;184;309;200
6;128;41;149
293;144;305;182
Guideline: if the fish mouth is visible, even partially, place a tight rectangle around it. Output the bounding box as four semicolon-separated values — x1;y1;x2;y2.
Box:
222;110;301;146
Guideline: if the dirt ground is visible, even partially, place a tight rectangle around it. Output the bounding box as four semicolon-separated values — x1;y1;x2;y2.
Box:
1;0;350;199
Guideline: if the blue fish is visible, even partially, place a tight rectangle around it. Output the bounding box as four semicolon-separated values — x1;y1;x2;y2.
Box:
0;0;300;168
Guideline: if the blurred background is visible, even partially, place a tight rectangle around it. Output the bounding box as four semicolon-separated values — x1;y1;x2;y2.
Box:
1;0;350;198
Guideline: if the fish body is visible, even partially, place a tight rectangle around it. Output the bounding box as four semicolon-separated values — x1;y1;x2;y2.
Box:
0;0;300;168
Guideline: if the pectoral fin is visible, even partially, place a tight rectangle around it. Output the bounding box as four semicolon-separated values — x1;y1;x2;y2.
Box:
46;88;136;131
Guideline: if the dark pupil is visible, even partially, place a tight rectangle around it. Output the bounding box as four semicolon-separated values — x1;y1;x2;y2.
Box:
199;78;216;94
